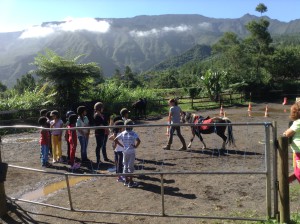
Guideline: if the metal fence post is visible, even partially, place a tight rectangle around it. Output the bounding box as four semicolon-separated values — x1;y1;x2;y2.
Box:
265;124;271;218
278;137;290;223
160;174;165;216
65;174;74;211
272;121;279;219
0;136;8;217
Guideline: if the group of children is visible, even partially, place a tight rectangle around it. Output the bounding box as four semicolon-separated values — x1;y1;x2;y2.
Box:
38;103;141;188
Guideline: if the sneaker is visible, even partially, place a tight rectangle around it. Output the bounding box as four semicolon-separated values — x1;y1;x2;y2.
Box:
82;158;91;163
117;177;125;183
74;163;81;169
71;163;80;169
123;181;129;186
104;158;112;162
52;159;57;163
128;182;139;188
163;145;171;150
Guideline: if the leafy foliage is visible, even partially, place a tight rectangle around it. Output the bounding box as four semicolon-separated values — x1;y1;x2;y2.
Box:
0;81;7;92
31;49;103;108
255;3;268;15
14;73;36;94
0;87;51;111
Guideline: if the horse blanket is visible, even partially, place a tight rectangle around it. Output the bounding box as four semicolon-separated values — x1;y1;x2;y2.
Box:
193;116;212;132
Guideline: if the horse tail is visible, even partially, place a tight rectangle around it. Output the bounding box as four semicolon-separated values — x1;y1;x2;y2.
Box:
224;119;235;146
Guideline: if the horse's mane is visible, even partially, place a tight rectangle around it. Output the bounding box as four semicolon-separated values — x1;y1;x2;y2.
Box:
184;112;197;123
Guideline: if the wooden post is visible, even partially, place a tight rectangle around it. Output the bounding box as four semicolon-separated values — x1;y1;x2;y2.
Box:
277;136;290;223
0;136;7;217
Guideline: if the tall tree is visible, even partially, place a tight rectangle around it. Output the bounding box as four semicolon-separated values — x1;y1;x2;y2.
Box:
31;49;102;108
112;68;122;86
266;46;300;81
14;73;36;94
123;66;140;88
256;3;268;16
244;17;273;84
212;32;250;86
0;81;7;92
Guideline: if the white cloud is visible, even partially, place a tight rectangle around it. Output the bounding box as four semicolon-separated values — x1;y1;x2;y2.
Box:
198;22;211;29
130;28;159;37
19;26;55;39
162;25;191;32
59;18;110;32
19;18;110;39
130;25;192;37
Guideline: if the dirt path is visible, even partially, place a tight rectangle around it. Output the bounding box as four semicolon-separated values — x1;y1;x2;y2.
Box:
1;102;299;224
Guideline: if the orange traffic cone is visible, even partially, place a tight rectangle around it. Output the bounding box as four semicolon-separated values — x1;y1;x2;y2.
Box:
264;105;269;117
219;105;224;116
248;102;252;111
282;97;287;105
247;102;252;116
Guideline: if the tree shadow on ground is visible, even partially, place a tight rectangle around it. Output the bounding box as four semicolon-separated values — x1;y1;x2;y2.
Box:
2;199;117;224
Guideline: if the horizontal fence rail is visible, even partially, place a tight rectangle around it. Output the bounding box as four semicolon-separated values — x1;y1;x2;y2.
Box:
1;122;274;222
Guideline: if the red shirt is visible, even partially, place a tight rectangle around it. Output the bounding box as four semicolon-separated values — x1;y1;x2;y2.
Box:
40;130;50;145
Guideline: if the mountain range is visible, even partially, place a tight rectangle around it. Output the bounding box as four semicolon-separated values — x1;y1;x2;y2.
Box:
0;14;300;87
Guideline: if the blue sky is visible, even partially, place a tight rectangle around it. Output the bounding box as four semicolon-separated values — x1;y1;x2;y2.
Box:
0;0;299;32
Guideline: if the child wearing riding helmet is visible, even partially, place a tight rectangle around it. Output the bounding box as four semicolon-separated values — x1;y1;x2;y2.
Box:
114;119;141;188
283;101;300;183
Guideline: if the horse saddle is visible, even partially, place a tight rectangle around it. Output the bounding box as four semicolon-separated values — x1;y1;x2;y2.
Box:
194;116;211;131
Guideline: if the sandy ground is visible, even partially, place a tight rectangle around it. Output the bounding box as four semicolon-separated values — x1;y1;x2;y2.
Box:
0;102;299;224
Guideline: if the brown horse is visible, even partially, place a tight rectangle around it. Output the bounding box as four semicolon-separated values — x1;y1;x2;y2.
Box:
132;98;147;119
181;112;235;149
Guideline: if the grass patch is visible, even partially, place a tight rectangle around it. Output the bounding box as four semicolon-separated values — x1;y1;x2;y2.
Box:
290;183;300;201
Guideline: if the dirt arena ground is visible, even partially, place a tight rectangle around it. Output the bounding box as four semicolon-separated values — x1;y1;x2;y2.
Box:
1;102;299;224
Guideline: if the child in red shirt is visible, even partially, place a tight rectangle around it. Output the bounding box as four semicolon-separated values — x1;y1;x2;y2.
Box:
38;116;50;167
68;114;80;169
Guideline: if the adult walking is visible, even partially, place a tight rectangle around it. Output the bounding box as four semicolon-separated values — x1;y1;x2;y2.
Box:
163;98;187;151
